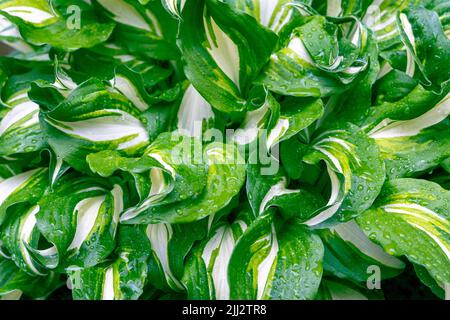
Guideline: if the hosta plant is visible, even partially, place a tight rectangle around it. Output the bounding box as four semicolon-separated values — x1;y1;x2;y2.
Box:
0;0;449;301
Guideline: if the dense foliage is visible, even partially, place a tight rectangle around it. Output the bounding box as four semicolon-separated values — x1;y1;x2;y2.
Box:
0;0;449;300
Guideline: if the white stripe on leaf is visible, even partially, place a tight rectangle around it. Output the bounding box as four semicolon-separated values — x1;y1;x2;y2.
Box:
111;184;124;227
177;85;214;138
331;220;405;269
1;6;56;25
163;0;186;18
113;75;149;112
120;168;170;222
96;0;151;31
259;178;299;215
326;0;342;17
204;17;240;89
266;118;289;149
51;156;63;185
0;98;39;136
408;222;450;263
369;93;450;139
233;98;270;145
146;224;184;290
304;167;343;226
0;168;44;207
46;109;149;151
19;205;45;275
68;196;106;251
287;37;314;64
201;226;236;300
256;223;278;300
399;13;416;77
102;266;115;300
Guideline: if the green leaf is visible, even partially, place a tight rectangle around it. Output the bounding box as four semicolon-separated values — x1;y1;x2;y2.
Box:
36;174;126;269
1;0;115;51
320;220;405;284
368;93;450;178
125;141;246;224
257;16;371;97
182;217;249;299
316;278;382;300
1;204;49;275
233;89;324;148
146;220;207;291
396;8;450;93
69;225;151;300
301;123;386;227
178;0;277;113
39;79;150;173
221;0;303;33
0;0;58;27
0;256;62;299
357;178;450;288
246;161;325;221
0;167;48;226
228;212;324;299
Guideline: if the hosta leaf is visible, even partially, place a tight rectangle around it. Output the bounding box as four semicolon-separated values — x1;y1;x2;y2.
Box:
95;0;179;60
0;0;58;27
0;256;62;299
368;93;450;178
178;0;277;113
221;0;303;34
0;14;33;53
0;167;48;226
182;216;250;300
111;65;154;112
87;132;208;222
0;88;44;156
375;121;450;179
233;88;323;148
128;142;245;224
257;15;372;97
95;0;155;31
39;79;150;173
176;84;214;138
69;226;151;300
365;3;450;92
316;278;382;300
146;220;207;291
246;162;289;217
35;174;126;269
161;0;185;18
246;161;325;221
360;81;446;133
363;0;409;50
301;123;385;227
356;178;450;288
0;57;55;156
413;263;445;299
0;0;115;51
88;132;245;224
228;212;324;299
395;7;450;93
1;205;49;275
320;220;405;284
